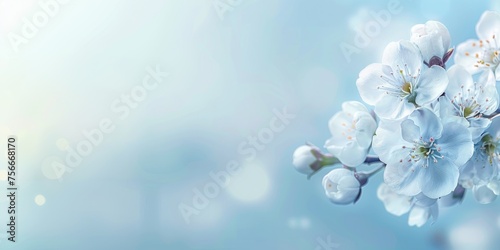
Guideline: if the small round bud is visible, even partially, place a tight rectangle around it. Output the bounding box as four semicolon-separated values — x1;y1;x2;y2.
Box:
292;145;317;175
322;169;361;205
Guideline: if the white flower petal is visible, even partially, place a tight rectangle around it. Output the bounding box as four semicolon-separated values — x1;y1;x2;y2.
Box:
325;111;352;156
439;96;461;122
414;193;437;207
337;175;361;191
401;119;421;143
420;158;459;199
438;186;465;207
356;63;394;106
407;108;443;141
354;112;377;148
473;184;497;204
372;121;411;164
414;65;448;106
476;11;500;41
468;118;491;142
374;95;415;120
438;122;474;166
408;205;430;227
411;21;450;62
382;41;422;75
454;39;483;75
476;69;499;114
342;101;369;114
324;139;342;158
495;65;500;81
327;112;351;139
322;169;346;187
487;180;500;195
428;203;439;224
377;183;412;216
384;156;424;197
338;141;368;167
446;65;474;98
325;102;376;167
487;115;500;136
439;110;469;128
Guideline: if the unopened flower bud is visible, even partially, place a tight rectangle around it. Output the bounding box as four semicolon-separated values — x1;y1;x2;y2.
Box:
292;144;339;176
411;21;451;66
322;169;361;205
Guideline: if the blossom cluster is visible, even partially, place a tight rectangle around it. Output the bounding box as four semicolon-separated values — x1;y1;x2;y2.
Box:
292;11;500;227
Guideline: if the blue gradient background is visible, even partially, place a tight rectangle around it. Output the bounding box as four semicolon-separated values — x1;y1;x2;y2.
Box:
1;0;500;249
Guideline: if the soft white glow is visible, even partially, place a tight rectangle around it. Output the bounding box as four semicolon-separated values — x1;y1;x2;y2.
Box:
226;163;271;203
56;138;70;151
299;217;311;229
348;8;371;32
0;170;7;181
35;194;46;206
449;223;491;250
0;0;37;32
288;217;311;230
192;201;224;229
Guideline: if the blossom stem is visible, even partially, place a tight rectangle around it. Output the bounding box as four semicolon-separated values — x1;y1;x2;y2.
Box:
307;154;340;180
484;109;500;119
306;168;321;180
307;166;328;180
486;113;500;119
322;154;339;166
364;164;386;177
343;165;356;171
364;155;382;164
306;155;383;180
354;164;386;186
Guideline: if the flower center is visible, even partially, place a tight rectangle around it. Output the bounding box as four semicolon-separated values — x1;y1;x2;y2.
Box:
468;36;500;68
418;146;430;154
481;134;499;164
407;137;443;167
463;106;474;118
448;83;492;119
488;49;500;64
377;65;421;105
402;82;412;93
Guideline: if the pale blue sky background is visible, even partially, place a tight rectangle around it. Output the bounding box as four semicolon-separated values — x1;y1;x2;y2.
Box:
1;0;500;249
